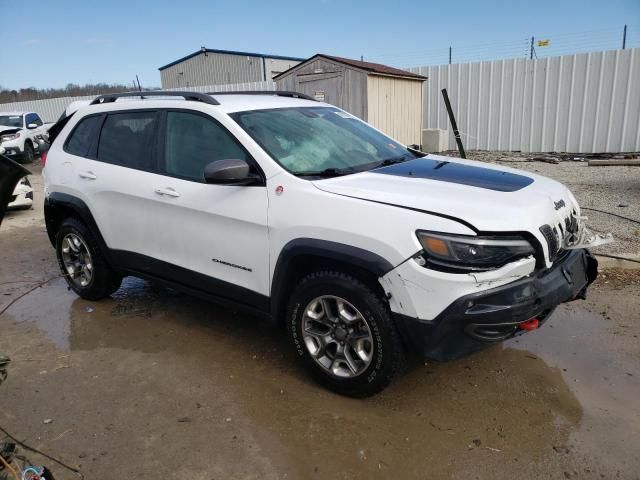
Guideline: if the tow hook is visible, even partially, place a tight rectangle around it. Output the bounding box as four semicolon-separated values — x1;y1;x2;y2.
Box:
518;318;540;331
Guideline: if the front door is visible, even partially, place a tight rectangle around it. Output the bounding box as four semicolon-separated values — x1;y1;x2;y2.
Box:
152;109;270;308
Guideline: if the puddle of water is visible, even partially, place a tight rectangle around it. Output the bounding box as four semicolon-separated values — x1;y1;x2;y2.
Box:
3;277;638;478
508;305;640;475
4;278;76;350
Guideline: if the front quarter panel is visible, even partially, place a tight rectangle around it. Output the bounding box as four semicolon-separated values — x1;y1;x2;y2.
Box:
266;172;477;293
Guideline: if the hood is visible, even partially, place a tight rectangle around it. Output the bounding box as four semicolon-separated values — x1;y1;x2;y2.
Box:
312;155;577;233
0;126;21;135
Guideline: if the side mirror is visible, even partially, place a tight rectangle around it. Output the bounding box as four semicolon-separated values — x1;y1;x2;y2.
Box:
203;159;261;186
27;123;38;129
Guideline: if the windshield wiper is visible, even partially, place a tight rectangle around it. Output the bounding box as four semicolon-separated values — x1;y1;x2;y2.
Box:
368;154;414;170
295;167;355;178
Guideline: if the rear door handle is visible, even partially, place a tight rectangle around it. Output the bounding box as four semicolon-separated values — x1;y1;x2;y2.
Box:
78;171;97;180
154;187;180;198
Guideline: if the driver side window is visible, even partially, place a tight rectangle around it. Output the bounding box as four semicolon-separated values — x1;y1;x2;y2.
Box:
164;111;248;181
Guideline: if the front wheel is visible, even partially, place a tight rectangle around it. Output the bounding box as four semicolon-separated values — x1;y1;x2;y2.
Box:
286;271;405;397
22;142;34;163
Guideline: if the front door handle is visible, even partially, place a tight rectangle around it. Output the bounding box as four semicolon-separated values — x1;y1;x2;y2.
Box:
154;187;180;198
78;171;97;180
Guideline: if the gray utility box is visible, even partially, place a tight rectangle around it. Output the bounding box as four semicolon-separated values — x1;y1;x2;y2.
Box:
422;129;450;152
275;54;427;147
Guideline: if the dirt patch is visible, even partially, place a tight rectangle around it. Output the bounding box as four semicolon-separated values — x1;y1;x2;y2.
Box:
594;267;640;289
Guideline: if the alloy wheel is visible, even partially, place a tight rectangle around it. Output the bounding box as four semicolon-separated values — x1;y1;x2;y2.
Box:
60;233;93;287
302;295;374;378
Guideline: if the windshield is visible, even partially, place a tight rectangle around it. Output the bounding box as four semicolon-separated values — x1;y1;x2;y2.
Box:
231;107;418;176
0;115;23;128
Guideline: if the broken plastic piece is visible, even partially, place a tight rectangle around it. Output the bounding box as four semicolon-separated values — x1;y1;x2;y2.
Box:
564;219;614;250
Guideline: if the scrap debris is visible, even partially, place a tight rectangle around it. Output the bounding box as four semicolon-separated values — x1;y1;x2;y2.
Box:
528;152;639;165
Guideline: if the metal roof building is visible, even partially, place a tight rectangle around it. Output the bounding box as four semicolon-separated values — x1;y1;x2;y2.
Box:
275;54;427;146
159;48;304;89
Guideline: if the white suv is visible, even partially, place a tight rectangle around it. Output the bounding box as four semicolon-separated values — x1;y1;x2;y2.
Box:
0;111;49;162
43;91;602;397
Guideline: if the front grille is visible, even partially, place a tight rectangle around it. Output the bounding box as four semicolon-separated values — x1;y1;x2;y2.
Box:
540;224;560;260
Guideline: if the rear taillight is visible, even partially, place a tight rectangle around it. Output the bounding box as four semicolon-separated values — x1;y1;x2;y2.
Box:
41;151;47;167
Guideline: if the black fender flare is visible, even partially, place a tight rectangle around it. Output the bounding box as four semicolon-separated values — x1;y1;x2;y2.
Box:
269;238;395;317
44;192;114;266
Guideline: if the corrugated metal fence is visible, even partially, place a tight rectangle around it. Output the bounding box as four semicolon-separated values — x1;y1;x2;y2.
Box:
0;81;276;123
2;49;639;153
409;48;640;153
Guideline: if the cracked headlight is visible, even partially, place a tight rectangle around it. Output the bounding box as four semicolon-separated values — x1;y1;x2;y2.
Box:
416;231;535;272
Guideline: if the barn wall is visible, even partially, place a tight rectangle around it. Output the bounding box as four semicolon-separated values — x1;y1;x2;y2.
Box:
275;58;368;119
367;75;424;146
160;52;264;88
265;58;302;79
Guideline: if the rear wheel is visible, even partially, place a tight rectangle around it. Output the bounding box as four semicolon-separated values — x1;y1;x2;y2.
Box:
286;271;405;397
55;218;122;300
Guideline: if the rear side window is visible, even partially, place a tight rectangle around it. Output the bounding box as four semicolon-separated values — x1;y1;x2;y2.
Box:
98;111;158;171
164;111;248;181
65;115;103;157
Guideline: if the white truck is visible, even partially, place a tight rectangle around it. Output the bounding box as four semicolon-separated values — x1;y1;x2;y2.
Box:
0;111;49;162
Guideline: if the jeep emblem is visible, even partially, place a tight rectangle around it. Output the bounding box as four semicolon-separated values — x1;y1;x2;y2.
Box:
554;199;566;210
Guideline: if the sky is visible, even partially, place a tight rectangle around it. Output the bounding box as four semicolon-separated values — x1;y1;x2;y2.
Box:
0;0;638;90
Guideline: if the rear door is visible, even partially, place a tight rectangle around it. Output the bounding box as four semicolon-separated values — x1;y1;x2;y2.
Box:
68;110;181;267
152;109;270;306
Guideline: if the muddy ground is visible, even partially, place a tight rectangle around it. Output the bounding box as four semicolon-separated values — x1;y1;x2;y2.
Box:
1;161;639;479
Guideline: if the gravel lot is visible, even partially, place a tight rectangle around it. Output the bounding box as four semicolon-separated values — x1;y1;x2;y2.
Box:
442;150;640;257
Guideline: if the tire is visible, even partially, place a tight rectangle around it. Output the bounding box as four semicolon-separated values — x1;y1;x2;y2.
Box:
286;271;405;397
22;142;34;163
55;217;122;300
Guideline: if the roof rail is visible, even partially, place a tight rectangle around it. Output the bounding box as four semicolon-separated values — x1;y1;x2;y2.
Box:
207;90;316;101
90;91;220;105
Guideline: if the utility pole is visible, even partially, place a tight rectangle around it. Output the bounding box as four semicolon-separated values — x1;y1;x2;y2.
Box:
622;24;627;50
529;36;534;59
449;46;452;65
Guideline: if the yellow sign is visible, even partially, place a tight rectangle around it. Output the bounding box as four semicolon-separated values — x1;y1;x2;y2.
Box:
537;40;550;47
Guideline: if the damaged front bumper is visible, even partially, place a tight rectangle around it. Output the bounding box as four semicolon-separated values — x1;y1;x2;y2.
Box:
393;248;598;361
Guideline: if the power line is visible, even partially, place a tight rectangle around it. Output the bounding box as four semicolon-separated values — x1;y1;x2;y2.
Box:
369;38;529;60
365;25;634;68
